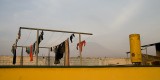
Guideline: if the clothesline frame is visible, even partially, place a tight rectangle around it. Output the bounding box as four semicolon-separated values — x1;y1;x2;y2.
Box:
15;27;93;66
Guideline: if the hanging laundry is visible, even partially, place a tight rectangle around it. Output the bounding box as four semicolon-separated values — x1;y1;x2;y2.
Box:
16;38;18;43
13;50;16;65
18;29;21;39
77;40;86;52
34;31;44;45
33;43;35;53
15;39;18;47
52;46;56;52
30;45;33;61
26;45;34;61
11;45;16;64
50;47;52;51
155;43;160;56
11;44;16;53
54;41;65;64
34;31;44;54
26;47;30;54
39;31;44;43
70;34;75;43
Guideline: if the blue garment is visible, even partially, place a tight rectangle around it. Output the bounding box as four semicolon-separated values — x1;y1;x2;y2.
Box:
26;47;30;54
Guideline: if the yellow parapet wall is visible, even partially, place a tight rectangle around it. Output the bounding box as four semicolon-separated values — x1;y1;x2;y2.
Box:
0;67;160;80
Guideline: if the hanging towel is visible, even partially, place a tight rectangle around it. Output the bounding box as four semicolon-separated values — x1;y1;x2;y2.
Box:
77;40;86;52
30;45;33;61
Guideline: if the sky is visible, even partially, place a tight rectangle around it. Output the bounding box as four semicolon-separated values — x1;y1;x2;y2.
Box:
0;0;160;57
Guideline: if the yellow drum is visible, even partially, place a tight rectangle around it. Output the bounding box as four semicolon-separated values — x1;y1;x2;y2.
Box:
129;34;142;64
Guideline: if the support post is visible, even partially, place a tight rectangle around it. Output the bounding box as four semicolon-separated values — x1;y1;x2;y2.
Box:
64;38;70;66
36;30;39;66
48;48;50;66
20;47;23;66
146;47;148;55
126;52;129;64
79;34;82;66
145;47;148;55
145;47;148;64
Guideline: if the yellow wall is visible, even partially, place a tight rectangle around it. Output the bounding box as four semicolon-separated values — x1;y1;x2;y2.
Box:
0;67;160;80
129;34;142;63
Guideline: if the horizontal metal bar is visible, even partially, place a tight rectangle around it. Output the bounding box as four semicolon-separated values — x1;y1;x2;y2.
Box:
141;42;160;47
20;27;93;35
126;49;145;53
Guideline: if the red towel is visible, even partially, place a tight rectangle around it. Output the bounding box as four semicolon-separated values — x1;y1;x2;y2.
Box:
77;40;86;52
30;45;33;61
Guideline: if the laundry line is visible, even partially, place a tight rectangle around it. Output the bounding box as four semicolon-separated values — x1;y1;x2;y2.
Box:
14;27;93;66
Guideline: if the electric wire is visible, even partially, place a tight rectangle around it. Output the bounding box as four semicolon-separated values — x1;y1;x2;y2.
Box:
47;33;65;47
41;32;55;47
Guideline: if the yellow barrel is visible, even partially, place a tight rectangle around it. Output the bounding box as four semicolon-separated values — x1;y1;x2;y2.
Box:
129;34;142;63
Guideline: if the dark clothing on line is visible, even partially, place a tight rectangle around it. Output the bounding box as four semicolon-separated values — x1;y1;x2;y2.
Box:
34;31;44;54
13;50;16;64
18;29;21;39
50;47;52;51
12;45;16;64
54;41;65;64
33;43;35;53
155;43;160;56
156;43;160;51
70;34;75;43
38;31;44;45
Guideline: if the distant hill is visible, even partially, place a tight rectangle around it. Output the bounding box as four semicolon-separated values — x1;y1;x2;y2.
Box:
79;42;122;57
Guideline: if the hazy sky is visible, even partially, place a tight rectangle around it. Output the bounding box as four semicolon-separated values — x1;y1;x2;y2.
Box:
0;0;160;57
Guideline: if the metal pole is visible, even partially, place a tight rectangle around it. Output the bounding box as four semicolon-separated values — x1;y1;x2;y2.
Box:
145;47;148;55
79;34;82;66
48;48;50;66
145;47;148;63
64;39;70;66
126;53;128;64
20;27;93;35
36;30;39;66
20;47;23;66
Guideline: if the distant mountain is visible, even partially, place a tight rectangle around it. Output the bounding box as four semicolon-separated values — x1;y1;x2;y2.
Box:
81;42;119;57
